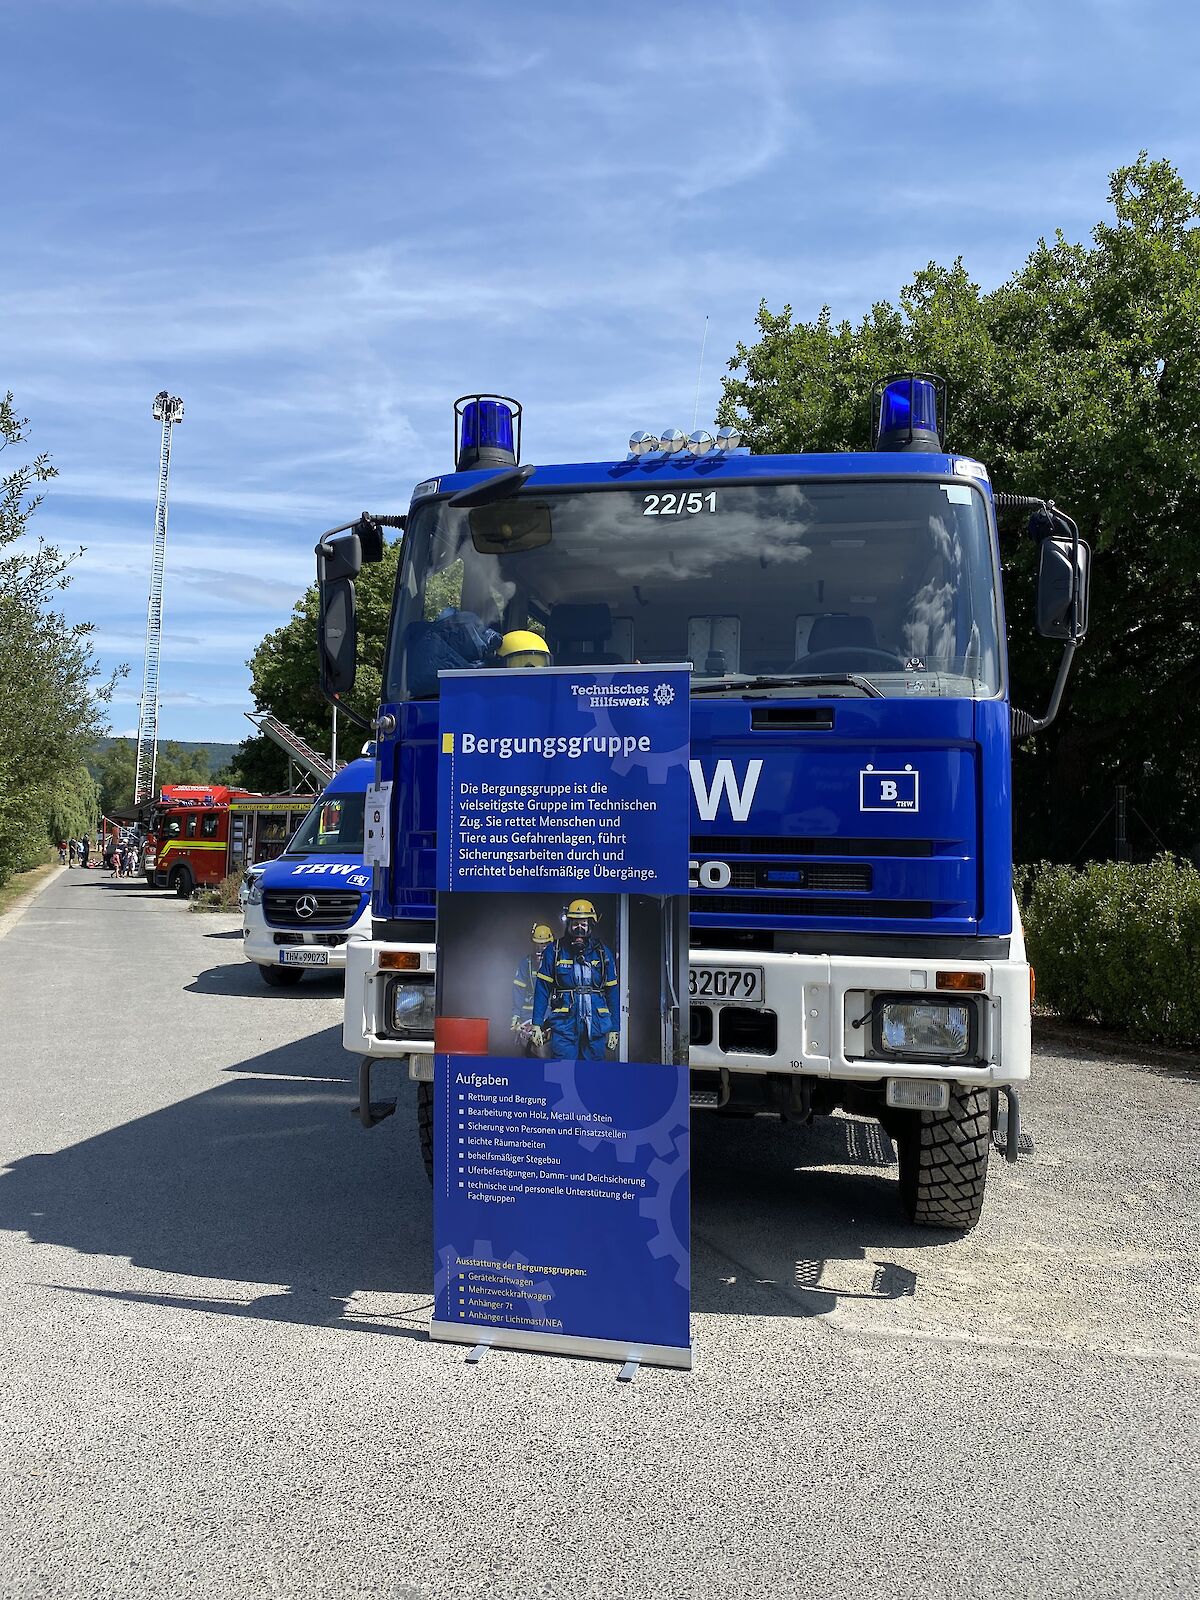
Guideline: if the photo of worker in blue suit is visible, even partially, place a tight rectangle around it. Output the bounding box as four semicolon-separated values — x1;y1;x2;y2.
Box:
530;898;620;1061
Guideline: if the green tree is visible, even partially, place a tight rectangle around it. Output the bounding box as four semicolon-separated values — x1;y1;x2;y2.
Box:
718;155;1200;861
0;394;118;885
234;538;403;789
92;738;216;816
92;739;136;818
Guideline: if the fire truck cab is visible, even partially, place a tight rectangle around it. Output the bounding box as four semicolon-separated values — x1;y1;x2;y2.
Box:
142;784;254;897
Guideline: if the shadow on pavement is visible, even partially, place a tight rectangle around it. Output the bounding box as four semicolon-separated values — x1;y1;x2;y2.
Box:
186;962;346;999
0;1022;935;1334
0;1029;422;1334
689;1111;931;1318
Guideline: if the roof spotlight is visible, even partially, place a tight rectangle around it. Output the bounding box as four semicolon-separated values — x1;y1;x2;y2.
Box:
659;428;686;454
688;430;714;455
714;425;741;451
628;430;659;456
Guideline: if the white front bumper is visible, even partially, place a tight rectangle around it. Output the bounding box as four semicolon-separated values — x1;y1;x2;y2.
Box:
342;939;1031;1088
242;901;370;970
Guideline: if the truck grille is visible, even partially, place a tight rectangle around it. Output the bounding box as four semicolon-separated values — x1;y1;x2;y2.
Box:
263;890;361;928
691;895;931;920
693;834;934;858
728;863;870;892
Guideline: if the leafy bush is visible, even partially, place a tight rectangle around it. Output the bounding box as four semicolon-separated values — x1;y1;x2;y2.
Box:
190;871;244;913
1021;856;1200;1045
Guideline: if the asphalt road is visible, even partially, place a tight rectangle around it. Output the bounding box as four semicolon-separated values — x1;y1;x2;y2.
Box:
1;871;1197;1600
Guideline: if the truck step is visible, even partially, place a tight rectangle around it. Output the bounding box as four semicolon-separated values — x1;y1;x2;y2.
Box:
993;1129;1034;1156
354;1099;397;1127
689;1089;720;1108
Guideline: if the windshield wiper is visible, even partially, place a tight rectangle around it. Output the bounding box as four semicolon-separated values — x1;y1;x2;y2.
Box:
692;672;884;699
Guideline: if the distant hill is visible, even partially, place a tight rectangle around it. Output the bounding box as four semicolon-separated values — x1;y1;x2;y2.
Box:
94;738;241;775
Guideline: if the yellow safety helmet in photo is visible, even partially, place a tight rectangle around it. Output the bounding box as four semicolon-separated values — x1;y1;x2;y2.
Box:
531;923;553;946
564;898;598;922
497;630;551;669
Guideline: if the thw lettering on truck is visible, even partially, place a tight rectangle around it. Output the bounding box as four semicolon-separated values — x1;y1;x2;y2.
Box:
689;759;763;822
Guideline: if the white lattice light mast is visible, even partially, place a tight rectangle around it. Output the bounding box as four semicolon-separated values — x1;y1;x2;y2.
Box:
133;391;185;806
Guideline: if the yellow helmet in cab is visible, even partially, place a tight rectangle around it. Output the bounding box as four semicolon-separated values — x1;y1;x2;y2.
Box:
497;630;550;669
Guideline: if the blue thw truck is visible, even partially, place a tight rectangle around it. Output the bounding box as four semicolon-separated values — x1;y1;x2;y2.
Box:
315;379;1090;1231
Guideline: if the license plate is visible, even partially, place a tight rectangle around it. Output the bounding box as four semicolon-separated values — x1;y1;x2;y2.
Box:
689;965;765;1003
280;949;329;966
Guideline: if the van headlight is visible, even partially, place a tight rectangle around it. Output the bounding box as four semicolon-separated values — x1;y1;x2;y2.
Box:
245;878;264;906
387;976;436;1037
872;997;977;1060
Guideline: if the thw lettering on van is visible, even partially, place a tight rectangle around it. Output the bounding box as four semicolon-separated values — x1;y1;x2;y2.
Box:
689;759;763;823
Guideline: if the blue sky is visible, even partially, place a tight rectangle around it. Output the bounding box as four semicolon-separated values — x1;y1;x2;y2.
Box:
6;0;1198;747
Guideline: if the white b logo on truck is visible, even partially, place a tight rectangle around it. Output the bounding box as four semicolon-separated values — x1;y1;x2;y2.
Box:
860;764;919;812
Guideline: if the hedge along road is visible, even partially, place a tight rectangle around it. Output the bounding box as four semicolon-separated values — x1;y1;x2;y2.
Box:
0;871;1196;1600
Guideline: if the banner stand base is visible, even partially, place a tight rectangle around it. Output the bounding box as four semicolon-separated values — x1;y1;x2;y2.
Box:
617;1359;640;1383
431;1319;691;1373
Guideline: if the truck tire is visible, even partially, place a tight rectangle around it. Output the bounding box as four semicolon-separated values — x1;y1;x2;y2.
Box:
895;1087;990;1232
168;865;193;899
418;1080;434;1183
258;963;304;988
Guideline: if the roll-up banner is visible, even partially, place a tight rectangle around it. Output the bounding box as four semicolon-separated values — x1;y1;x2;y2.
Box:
431;665;691;1369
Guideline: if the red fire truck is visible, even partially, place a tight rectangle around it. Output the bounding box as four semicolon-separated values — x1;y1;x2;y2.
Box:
141;785;255;897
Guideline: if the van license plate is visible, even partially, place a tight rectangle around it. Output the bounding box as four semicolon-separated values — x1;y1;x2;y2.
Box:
689;965;764;1002
281;949;328;966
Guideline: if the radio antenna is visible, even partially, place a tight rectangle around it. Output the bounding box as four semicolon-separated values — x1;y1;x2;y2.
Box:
691;315;709;432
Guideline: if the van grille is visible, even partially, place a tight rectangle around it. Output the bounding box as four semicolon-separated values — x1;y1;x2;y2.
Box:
263;890;361;928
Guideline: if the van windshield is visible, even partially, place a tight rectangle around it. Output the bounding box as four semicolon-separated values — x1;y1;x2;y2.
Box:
385;479;1001;699
286;791;365;855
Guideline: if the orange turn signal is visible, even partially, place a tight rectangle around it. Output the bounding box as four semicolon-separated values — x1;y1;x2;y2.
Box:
1030;966;1036;1005
379;951;421;971
935;970;986;992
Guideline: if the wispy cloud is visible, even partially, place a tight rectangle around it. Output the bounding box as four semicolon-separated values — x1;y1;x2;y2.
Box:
6;0;1196;741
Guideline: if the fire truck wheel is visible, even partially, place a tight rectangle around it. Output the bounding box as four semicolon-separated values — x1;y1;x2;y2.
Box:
418;1080;434;1183
168;865;194;899
259;963;305;987
894;1087;990;1232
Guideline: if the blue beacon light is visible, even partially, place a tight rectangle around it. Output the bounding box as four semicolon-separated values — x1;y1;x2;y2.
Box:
872;372;945;453
454;394;522;471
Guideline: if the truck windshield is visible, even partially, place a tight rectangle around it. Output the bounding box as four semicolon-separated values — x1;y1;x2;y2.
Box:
386;479;1001;700
286;791;366;855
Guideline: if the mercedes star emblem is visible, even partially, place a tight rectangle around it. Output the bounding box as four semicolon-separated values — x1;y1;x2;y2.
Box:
295;894;319;919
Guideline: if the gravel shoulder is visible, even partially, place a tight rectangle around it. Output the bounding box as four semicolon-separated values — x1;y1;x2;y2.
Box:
1;872;1196;1600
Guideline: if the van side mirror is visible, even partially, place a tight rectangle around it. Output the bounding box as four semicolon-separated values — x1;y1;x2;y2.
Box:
1036;536;1091;641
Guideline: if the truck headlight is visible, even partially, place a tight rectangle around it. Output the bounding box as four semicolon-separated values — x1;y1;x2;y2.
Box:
387;976;435;1037
872;997;977;1060
245;878;264;906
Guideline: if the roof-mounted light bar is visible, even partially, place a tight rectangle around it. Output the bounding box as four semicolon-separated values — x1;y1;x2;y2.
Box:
627;424;742;458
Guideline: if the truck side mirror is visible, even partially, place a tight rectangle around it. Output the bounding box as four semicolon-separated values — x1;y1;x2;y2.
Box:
317;532;362;696
322;531;362;584
1036;536;1091;641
